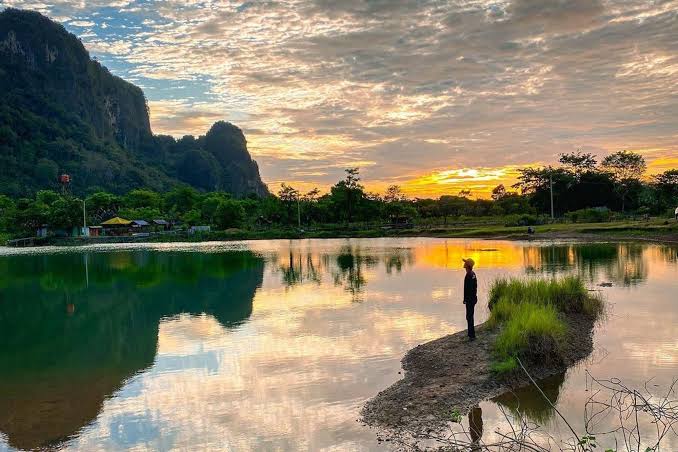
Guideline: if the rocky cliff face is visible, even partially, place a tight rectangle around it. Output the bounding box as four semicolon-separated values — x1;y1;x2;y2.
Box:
0;9;151;151
0;9;268;197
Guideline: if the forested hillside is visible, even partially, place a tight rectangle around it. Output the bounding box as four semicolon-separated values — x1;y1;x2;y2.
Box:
0;8;268;197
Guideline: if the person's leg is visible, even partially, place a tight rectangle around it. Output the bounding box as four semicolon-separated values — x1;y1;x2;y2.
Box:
466;303;475;338
469;304;475;338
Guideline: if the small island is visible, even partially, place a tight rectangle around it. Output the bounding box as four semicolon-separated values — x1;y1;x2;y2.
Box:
362;276;604;440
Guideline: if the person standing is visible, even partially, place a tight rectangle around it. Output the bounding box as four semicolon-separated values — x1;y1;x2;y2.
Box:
462;258;478;340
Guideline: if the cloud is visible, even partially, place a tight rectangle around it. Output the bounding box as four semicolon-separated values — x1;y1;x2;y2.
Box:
506;0;605;32
5;0;678;196
67;19;95;27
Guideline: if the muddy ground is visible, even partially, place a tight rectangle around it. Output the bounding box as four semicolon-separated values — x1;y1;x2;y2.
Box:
361;312;597;435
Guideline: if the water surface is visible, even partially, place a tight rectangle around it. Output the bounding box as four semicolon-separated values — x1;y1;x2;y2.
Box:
0;238;676;451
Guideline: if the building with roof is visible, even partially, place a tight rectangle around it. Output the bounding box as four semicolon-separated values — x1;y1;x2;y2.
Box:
101;217;133;236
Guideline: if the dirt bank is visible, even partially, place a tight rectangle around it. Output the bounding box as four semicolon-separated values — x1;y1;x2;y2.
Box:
361;311;597;434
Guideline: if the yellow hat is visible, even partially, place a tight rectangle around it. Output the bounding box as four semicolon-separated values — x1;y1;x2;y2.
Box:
462;258;475;268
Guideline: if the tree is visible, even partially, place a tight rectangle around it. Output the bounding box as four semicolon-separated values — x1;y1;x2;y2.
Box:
35;158;59;186
559;151;597;176
118;207;162;221
86;192;120;223
0;194;13;213
491;184;507;201
163;187;199;217
124;189;162;210
47;197;83;231
36;190;60;206
215;199;245;229
344;167;363;223
304;188;320;203
652;169;678;213
384;185;405;203
601;151;646;213
344;168;364;223
330;168;364;223
278;183;299;224
0;194;15;232
11;198;46;234
200;192;231;225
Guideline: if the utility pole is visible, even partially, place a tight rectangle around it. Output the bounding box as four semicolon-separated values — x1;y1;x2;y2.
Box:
297;196;301;230
82;198;88;236
549;172;555;220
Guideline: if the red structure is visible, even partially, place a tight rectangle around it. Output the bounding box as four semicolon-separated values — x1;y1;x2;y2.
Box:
59;174;71;195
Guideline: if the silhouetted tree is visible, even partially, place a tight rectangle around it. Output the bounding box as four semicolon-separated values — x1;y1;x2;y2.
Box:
602;151;646;213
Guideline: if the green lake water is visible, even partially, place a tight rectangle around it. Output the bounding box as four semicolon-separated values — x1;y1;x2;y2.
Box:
0;238;676;451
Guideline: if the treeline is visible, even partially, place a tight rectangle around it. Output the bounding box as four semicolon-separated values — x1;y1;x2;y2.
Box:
515;150;677;215
0;151;676;238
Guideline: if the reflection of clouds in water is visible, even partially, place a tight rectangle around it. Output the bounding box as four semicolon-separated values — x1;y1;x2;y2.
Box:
1;238;677;451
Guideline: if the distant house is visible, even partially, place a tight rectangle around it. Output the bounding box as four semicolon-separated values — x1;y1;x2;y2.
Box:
131;220;151;232
36;225;83;238
101;217;133;236
153;219;171;231
36;225;49;238
189;225;211;235
88;226;102;237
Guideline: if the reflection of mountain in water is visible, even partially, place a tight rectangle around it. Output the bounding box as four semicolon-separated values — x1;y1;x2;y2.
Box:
524;243;649;286
0;251;264;451
492;372;566;425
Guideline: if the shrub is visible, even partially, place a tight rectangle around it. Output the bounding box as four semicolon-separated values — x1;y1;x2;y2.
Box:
215;199;245;229
488;276;603;373
503;214;546;227
564;207;611;223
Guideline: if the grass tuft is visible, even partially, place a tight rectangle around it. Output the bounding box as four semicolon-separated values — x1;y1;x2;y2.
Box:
488;276;603;373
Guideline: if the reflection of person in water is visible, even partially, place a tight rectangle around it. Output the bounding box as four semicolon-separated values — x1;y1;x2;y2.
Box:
468;404;483;450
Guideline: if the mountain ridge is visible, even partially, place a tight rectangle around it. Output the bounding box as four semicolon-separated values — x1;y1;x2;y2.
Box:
0;8;269;197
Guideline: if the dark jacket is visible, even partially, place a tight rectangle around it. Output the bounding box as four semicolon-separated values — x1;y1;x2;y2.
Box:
464;271;478;304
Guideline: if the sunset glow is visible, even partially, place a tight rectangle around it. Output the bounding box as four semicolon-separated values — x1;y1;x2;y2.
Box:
6;0;677;197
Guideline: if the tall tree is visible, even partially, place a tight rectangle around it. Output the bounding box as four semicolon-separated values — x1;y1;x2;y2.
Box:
384;185;405;203
277;183;299;224
335;168;364;223
652;169;678;212
601;151;646;213
559;151;597;176
491;184;507;201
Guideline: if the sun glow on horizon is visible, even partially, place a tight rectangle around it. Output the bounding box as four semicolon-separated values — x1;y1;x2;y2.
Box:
39;0;677;199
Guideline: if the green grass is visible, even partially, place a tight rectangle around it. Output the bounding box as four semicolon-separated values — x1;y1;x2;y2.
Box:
487;276;603;373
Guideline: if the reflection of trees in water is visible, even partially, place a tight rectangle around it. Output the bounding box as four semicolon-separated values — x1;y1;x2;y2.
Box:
333;246;415;301
275;245;415;300
492;372;566;425
383;247;415;274
0;250;264;451
656;244;678;263
333;246;378;300
278;251;323;287
523;243;649;286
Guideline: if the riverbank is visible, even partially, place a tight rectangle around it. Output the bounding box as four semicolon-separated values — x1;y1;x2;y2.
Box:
7;218;677;247
361;277;603;437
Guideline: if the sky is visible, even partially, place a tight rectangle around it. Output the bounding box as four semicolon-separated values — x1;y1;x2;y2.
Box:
2;0;678;197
